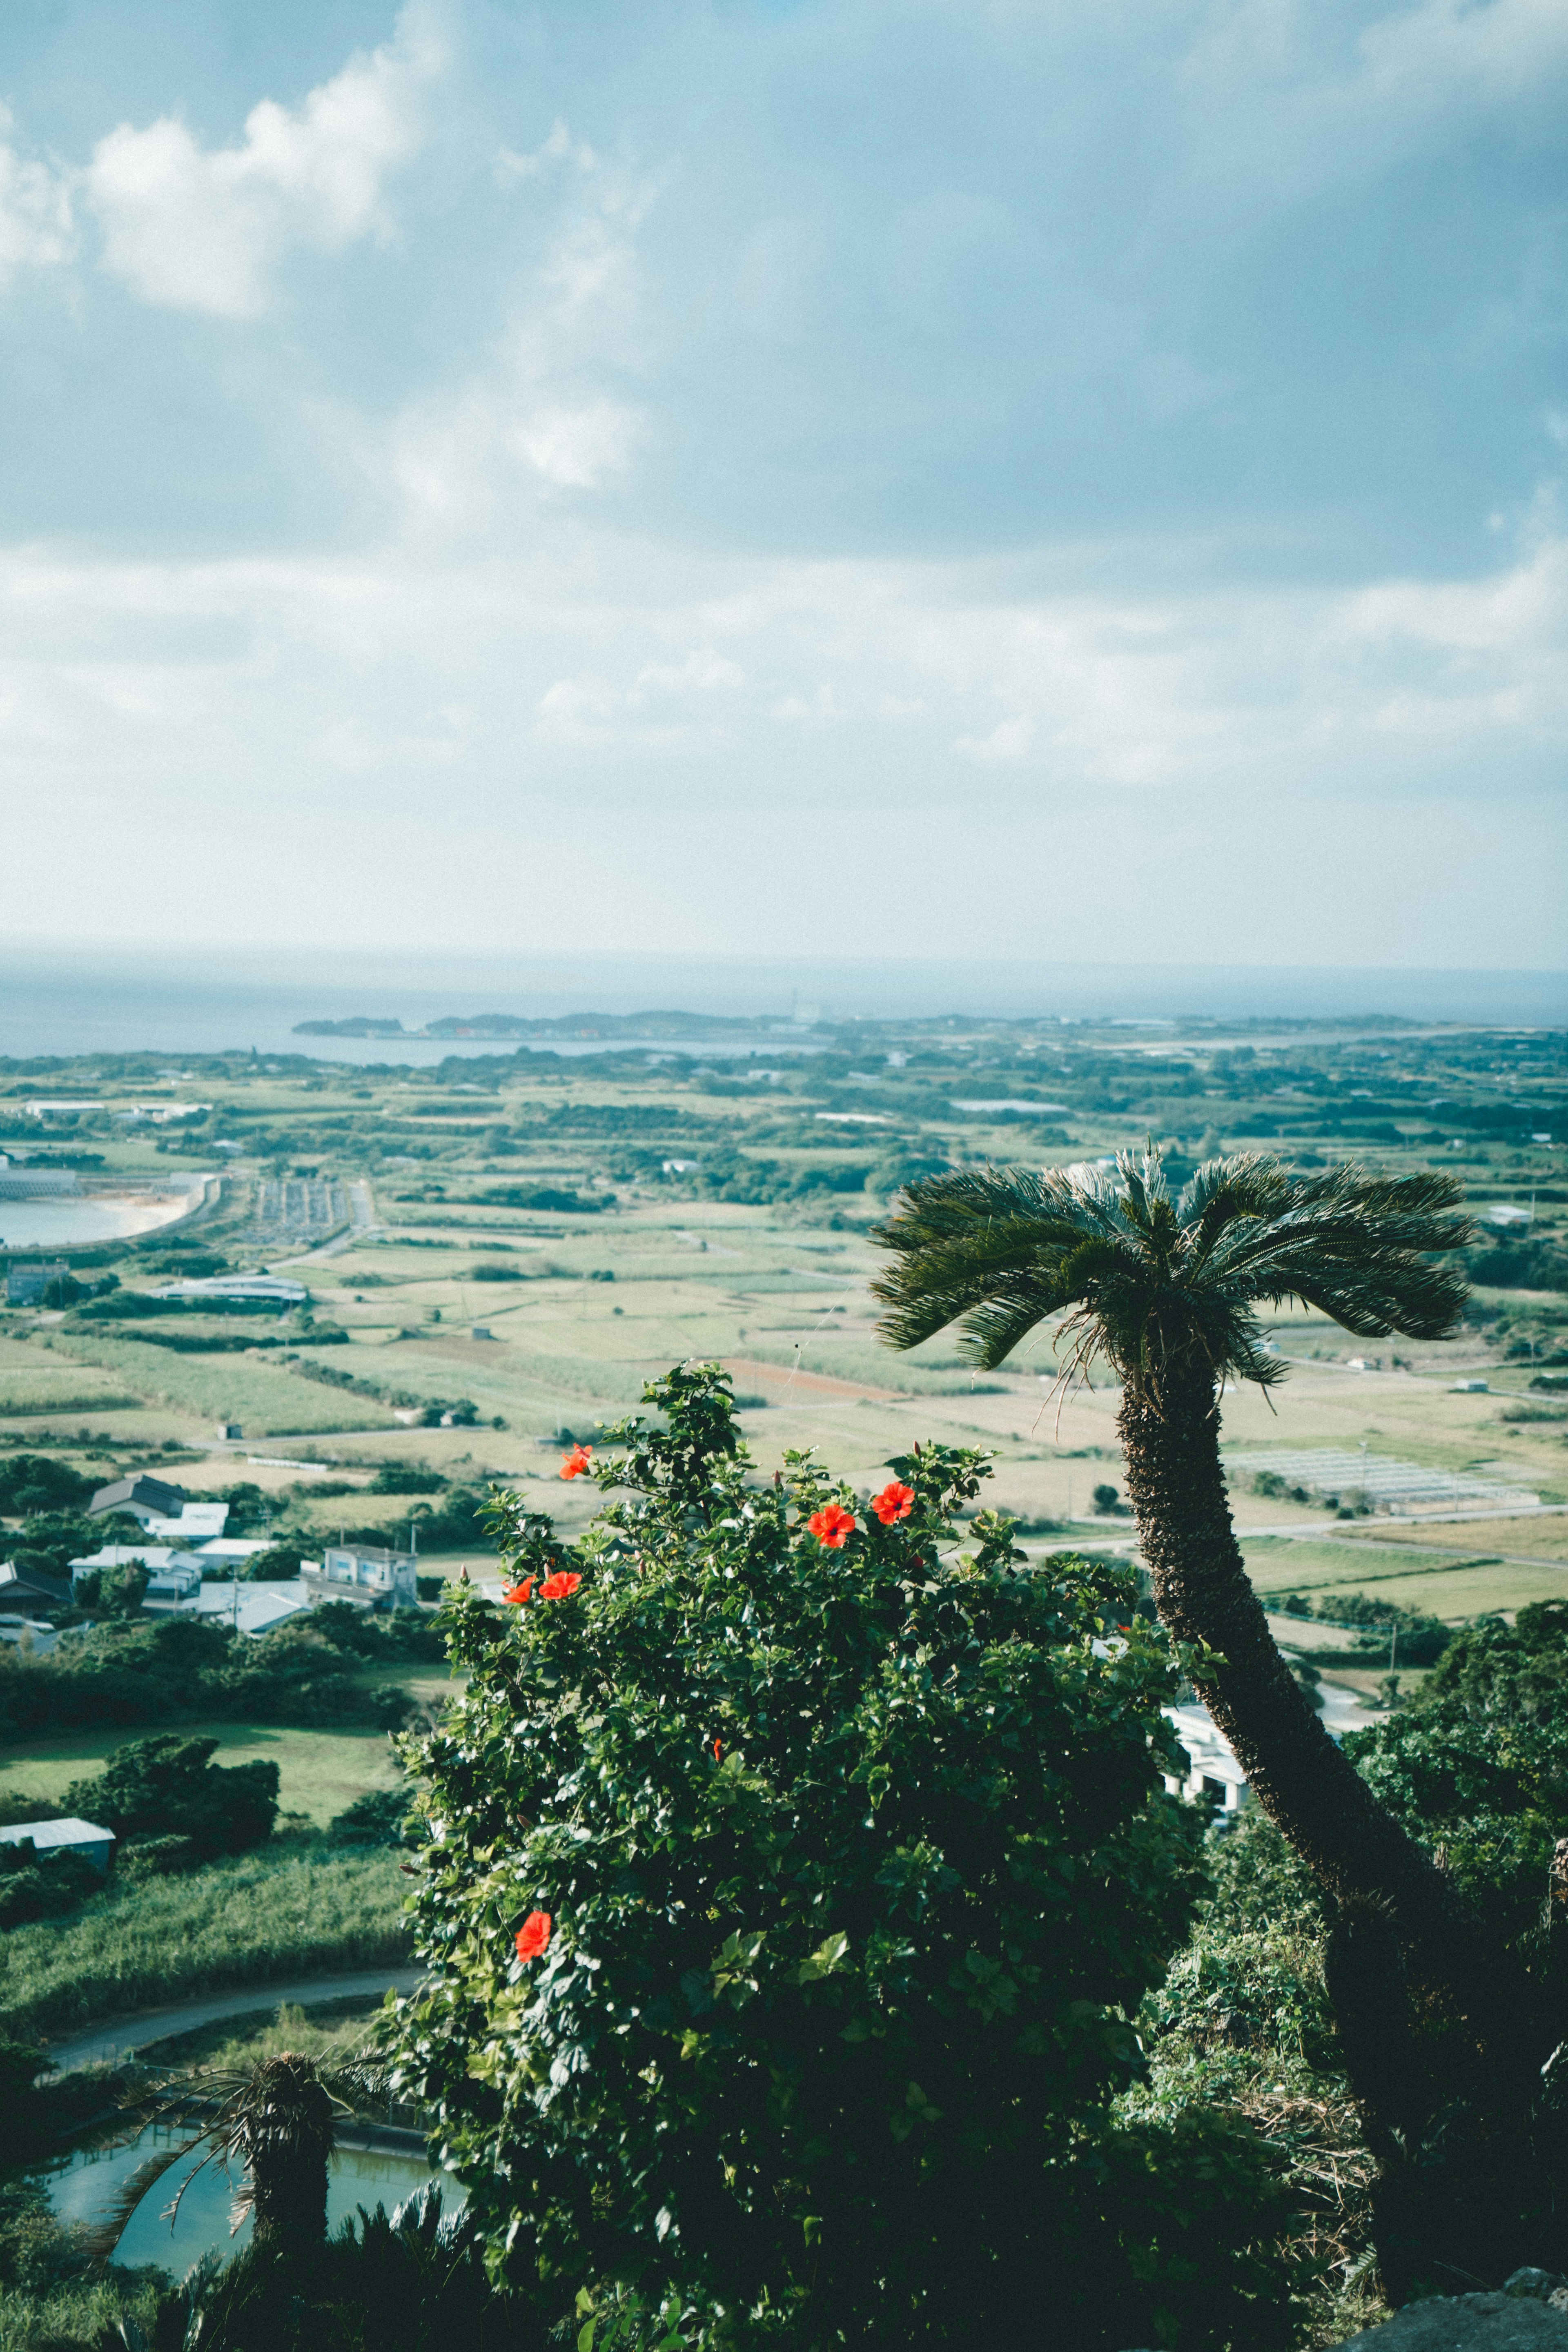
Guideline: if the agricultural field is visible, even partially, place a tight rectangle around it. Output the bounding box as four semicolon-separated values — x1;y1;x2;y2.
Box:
0;1008;1563;1678
0;1845;407;2042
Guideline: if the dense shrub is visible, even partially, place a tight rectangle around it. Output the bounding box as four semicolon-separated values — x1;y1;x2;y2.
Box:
472;1185;605;1213
64;1734;280;1859
0;1613;412;1743
70;1557;149;1615
0;1838;102;1930
684;1147;871;1206
371;1463;448;1494
327;1788;414;1846
1345;1601;1568;1930
0;1455;95;1517
1273;1590;1451;1668
7;1507;143;1588
391;1363;1291;2349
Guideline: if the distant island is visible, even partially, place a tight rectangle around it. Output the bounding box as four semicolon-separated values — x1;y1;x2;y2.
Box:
295;1010;802;1040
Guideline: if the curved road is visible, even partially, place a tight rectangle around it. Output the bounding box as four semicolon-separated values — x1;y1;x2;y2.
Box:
47;1966;425;2073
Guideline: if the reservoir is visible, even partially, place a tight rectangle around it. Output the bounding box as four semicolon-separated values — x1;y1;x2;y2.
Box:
0;1178;212;1253
46;2122;463;2270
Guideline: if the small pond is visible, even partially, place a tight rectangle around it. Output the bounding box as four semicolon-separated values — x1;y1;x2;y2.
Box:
47;2123;465;2271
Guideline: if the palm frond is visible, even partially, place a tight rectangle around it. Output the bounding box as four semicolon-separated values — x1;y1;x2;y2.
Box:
872;1149;1474;1400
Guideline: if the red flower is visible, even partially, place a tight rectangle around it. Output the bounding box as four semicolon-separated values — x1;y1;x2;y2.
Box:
515;1909;552;1963
713;1738;722;1761
539;1570;583;1600
871;1480;915;1526
807;1503;856;1550
559;1444;593;1479
501;1577;535;1606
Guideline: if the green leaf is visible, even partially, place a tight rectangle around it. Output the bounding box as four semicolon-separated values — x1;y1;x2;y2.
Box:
795;1929;851;1984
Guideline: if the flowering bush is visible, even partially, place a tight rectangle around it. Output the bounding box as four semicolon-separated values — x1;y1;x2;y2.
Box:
391;1364;1290;2349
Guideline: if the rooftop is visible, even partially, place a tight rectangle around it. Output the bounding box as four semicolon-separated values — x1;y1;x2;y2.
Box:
0;1816;115;1854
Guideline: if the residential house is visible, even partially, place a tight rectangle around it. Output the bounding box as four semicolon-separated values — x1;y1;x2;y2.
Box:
0;1559;69;1612
88;1473;188;1527
302;1542;419;1610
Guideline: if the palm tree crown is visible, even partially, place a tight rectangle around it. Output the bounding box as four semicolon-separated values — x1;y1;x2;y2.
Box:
871;1148;1472;1395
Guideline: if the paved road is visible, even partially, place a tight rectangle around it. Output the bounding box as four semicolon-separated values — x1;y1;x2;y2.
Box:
47;1966;425;2073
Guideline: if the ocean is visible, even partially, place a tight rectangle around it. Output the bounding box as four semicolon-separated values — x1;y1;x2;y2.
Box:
0;942;1561;1064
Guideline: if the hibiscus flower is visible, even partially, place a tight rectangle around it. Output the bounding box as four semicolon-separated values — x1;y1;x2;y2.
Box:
559;1444;593;1479
871;1480;915;1526
515;1909;552;1962
501;1577;535;1605
807;1503;857;1550
539;1570;583;1600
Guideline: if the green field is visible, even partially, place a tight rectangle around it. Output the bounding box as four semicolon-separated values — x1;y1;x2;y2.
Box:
0;1846;409;2041
1241;1533;1568;1621
0;1335;140;1417
0;1018;1562;1696
136;1988;392;2074
49;1330;399;1433
0;1717;413;1827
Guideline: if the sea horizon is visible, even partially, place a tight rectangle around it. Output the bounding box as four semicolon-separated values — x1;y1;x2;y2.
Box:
0;938;1562;1065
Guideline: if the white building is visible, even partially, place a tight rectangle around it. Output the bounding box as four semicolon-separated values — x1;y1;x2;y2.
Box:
303;1542;419;1610
0;1817;116;1871
194;1537;272;1568
149;1275;306;1305
189;1579;313;1636
71;1543;185;1589
1162;1705;1252;1817
144;1560;205;1608
142;1503;230;1541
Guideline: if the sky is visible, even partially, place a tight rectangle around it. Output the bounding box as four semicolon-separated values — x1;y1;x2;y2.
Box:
0;0;1564;973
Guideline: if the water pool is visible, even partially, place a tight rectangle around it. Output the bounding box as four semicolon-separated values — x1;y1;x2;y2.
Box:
47;2123;464;2271
0;1194;199;1249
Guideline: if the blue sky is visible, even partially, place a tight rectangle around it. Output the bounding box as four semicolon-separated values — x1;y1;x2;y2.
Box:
0;0;1563;969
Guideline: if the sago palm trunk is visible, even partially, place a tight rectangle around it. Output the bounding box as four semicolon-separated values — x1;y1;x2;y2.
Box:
1120;1361;1555;2289
1117;1363;1457;1938
243;2055;335;2254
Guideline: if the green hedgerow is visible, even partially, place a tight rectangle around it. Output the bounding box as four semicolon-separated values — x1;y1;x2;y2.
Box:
390;1363;1293;2350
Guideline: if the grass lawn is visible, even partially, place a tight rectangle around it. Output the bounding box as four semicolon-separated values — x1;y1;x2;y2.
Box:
0;1719;408;1827
1333;1514;1568;1561
137;1988;390;2073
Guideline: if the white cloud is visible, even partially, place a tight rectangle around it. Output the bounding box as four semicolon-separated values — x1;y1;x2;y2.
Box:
513;400;642;489
535;644;744;747
637;649;744;693
1353;0;1568;113
494;120;596;187
956;715;1034;762
0;111;74;285
0;518;1560;961
85;4;443;317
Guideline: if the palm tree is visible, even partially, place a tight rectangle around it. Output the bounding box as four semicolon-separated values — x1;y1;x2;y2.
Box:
872;1149;1568;2283
160;2049;388;2256
871;1150;1487;1961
